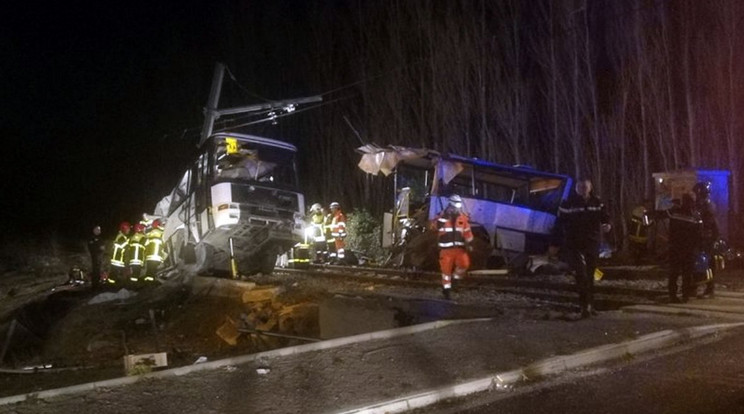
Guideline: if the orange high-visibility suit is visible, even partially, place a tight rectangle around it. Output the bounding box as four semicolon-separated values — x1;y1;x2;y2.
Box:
330;208;347;260
434;211;473;289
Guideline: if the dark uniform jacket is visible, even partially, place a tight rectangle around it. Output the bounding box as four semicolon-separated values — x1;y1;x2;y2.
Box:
88;235;105;267
667;206;702;256
554;192;610;251
696;199;719;247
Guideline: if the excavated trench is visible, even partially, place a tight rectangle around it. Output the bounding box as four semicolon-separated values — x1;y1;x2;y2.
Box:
1;289;86;366
0;276;505;397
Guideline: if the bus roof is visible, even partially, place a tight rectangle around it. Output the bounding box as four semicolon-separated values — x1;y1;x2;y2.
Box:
211;132;298;152
356;144;570;181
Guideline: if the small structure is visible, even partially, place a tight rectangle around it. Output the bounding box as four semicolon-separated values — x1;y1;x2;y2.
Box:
652;169;730;240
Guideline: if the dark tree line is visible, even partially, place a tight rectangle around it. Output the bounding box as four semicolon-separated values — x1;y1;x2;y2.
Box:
216;0;744;248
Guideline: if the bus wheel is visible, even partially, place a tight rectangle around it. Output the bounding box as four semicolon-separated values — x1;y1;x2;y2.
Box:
259;247;279;275
195;243;214;275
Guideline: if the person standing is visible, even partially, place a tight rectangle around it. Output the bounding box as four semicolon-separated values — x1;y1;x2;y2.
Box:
328;202;347;264
554;178;611;318
87;225;105;290
109;221;131;285
307;203;327;263
432;194;473;300
667;194;702;303
127;223;146;283
144;219;167;282
693;181;720;298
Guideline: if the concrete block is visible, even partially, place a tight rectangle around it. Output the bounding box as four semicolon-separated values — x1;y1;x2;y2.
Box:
123;352;168;375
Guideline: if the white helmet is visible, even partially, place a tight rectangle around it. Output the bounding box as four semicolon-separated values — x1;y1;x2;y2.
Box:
330;201;340;209
448;194;463;209
310;203;322;213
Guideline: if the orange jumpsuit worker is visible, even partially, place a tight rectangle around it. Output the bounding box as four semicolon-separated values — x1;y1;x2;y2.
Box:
329;201;347;263
433;195;473;300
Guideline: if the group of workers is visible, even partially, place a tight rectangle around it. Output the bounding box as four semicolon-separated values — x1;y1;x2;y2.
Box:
431;178;720;320
626;182;721;302
305;201;347;264
86;215;167;290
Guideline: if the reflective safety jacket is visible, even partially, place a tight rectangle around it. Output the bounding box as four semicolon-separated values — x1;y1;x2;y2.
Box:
127;231;146;266
331;210;347;239
434;211;473;249
110;231;130;268
145;228;166;263
309;211;326;242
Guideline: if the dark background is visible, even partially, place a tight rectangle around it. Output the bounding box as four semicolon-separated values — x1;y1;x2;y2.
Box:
2;2;321;241
3;1;743;248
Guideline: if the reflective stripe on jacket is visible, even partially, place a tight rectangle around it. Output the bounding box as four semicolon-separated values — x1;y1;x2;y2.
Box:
435;212;473;249
331;210;347;239
111;232;129;267
145;228;166;262
128;233;146;266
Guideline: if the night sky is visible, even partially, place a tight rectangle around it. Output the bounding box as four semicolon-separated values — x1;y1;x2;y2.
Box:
2;2;316;242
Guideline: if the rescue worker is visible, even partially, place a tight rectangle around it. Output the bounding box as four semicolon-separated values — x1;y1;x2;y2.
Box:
325;208;336;262
693;181;720;298
127;223;146;283
554;178;611;318
307;203;327;263
109;221;131;284
667;194;702;303
329;202;348;264
628;201;654;264
66;264;86;285
87;225;105;290
144;219;167;282
139;213;154;233
432;194;473;300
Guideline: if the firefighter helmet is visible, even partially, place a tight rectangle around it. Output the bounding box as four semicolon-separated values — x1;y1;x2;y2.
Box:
152;219;163;230
693;181;712;199
330;201;340;209
119;221;131;233
133;223;145;233
310;203;322;213
448;194;463;209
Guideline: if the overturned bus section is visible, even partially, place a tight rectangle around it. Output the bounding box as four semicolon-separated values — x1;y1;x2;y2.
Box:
154;132;306;277
357;145;573;269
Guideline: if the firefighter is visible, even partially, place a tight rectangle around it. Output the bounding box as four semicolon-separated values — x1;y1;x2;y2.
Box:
87;225;105;290
554;178;611;318
307;203;327;263
432;194;473;300
66;264;86;285
667;193;701;303
127;223;146;283
328;202;347;264
139;213;154;233
109;221;131;284
144;219;167;282
693;181;720;298
628;201;654;264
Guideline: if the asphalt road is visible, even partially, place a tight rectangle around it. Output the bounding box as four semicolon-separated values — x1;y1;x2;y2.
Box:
426;327;744;414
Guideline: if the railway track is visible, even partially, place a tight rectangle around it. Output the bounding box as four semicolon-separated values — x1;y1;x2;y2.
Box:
272;264;668;311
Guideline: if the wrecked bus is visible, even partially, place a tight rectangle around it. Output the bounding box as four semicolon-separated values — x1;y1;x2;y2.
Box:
154;132;305;276
357;145;572;269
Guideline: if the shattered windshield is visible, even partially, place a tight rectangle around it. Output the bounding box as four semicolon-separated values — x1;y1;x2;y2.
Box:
211;136;298;188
